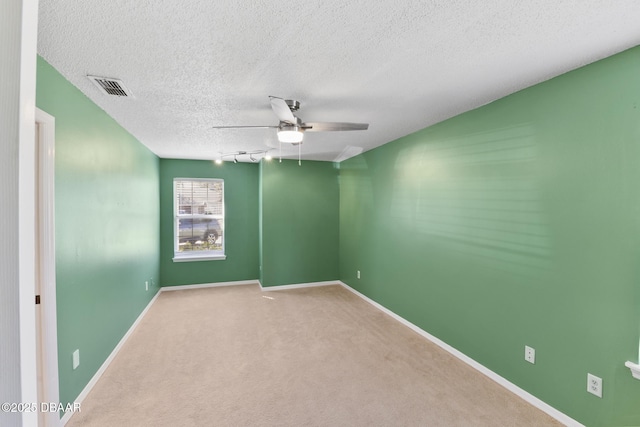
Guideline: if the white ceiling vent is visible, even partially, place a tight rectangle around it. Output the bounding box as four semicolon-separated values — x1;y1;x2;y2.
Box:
87;75;133;97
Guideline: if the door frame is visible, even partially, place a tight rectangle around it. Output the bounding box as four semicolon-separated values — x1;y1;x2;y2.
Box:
35;108;60;426
15;2;40;425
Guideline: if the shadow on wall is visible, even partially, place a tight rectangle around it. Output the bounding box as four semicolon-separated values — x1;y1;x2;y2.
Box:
390;124;553;279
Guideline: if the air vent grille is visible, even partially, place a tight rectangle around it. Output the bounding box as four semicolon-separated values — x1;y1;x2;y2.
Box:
87;75;133;97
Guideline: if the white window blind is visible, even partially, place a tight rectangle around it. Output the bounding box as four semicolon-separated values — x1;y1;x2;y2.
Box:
174;178;225;261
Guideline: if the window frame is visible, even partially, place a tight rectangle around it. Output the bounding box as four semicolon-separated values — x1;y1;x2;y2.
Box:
172;177;226;262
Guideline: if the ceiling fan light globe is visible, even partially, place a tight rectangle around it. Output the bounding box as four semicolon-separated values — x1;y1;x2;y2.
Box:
277;127;304;143
277;130;304;143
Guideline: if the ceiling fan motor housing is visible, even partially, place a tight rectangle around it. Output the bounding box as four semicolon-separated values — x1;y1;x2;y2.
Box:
285;99;300;111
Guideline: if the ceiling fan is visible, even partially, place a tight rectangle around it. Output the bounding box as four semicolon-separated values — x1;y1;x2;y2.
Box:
212;96;369;145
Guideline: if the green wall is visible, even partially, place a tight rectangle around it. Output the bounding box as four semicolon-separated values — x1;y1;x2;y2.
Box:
36;57;161;407
339;46;640;426
159;159;259;286
260;159;339;287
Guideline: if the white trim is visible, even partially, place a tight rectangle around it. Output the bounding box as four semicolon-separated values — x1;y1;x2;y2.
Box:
36;108;61;427
625;361;640;380
18;2;40;424
172;254;226;262
260;280;341;292
160;280;259;292
337;281;583;427
60;291;162;426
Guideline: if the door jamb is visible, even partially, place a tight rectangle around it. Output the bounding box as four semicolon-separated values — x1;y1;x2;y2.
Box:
35;108;60;426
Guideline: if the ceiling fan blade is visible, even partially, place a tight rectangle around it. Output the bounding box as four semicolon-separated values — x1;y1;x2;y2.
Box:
269;96;297;124
301;122;369;132
211;125;277;129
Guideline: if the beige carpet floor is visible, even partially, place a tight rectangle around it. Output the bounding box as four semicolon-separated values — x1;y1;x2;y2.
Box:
67;284;563;426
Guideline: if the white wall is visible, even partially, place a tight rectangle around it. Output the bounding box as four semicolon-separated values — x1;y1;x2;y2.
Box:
0;1;39;426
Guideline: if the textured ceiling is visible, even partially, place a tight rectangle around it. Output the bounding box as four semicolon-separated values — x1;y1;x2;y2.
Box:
38;0;640;162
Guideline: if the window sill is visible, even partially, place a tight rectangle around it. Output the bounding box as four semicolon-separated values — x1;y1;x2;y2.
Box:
173;254;226;262
626;361;640;380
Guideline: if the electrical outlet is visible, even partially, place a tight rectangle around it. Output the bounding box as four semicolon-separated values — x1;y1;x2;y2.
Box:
524;345;535;364
357;270;361;279
145;281;149;291
587;373;602;398
72;349;80;370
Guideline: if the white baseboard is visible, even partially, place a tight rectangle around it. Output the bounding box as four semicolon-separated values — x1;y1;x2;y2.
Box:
260;280;341;292
160;279;259;292
337;281;583;427
60;290;162;425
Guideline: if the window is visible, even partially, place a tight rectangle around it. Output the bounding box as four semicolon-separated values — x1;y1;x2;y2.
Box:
173;178;225;261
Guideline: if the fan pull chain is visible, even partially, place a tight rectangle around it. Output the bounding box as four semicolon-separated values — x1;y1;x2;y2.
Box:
279;141;282;163
298;143;301;166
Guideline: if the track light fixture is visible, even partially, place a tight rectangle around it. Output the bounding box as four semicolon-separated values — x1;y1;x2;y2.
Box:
215;150;272;164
